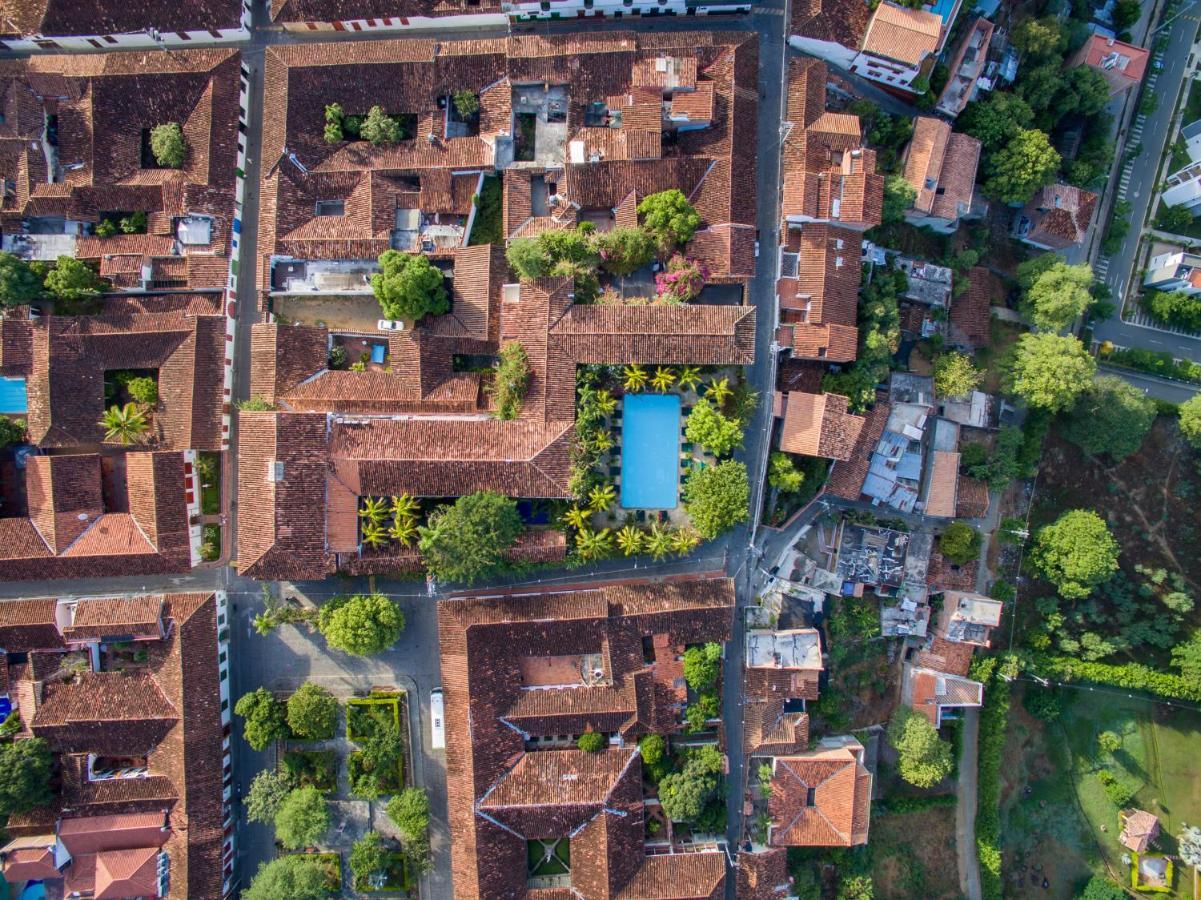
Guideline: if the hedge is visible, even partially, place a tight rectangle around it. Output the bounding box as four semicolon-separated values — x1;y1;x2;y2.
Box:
873;792;957;816
1102;347;1201;385
1027;655;1201;702
973;658;1007;900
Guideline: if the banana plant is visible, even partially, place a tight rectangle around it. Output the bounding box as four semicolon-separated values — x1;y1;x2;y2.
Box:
359;496;389;525
705;377;732;406
623;364;648;393
671;528;701;556
563;505;592;532
390;494;420;521
575;527;614;561
645;523;673;561
594;389;618;416
361;520;389;549
588;484;616;513
677;366;703;393
651;366;676;393
590;430;614;454
616;525;644;556
388;515;418;547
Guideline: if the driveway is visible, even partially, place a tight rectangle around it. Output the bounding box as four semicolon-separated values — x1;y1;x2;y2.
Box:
956;707;982;900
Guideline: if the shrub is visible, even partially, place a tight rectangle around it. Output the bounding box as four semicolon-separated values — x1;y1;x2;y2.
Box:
933;351;983;398
638;733;666;767
684;397;742;457
767;451;805;493
0;417;25;449
317;593;404;656
235;687;289;751
1021;687;1060;721
654;254;707;304
246;768;295;825
1097;730;1121;753
418;491;522;584
350;831;388;885
125;376;158;406
0;252;43;307
44;255;104;303
95;218;118;238
371;250;449;323
595;226;655;275
120;211;148;234
577;731;605;752
886;706;953;788
150;123;186;168
275;785;330;850
361;106;401;146
237;396;276;411
488;341;530;420
0;738;53;816
682;460;749;539
286;683;339;740
243;856;330;900
452;89;480;119
938;522;981;566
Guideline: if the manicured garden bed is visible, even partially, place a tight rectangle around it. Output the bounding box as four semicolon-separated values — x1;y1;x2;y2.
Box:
282;750;337;793
346;695;401;741
197;451;221;515
353;851;411;893
348;751;404;798
294;851;341;890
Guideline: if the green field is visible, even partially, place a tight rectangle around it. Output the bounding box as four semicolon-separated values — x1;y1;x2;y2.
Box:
1004;684;1201;897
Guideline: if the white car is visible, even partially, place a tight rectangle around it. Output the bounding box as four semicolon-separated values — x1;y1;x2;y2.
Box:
377;319;405;332
430;688;445;750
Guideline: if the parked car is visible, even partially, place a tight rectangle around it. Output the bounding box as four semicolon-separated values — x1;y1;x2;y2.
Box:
377;319;404;331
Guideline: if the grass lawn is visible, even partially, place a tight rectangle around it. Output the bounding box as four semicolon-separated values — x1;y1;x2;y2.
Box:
197;451;220;515
1003;685;1201;898
528;839;570;876
870;805;961;899
282;750;337;793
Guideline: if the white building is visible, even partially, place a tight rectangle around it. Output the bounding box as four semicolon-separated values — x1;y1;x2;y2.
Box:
1144;247;1201;295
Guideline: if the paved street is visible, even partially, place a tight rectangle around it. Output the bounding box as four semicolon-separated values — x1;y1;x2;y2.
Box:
1099;363;1201;401
1092;2;1201;362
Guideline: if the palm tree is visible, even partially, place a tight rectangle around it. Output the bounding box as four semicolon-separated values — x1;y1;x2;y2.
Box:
564;505;591;532
361;521;389;549
588;484;616;513
677;366;703;393
575;527;614;561
594;389;618;417
623;364;648;393
645;523;673;561
99;403;150;444
705;377;732;406
651;367;676;393
616;525;644;556
590;430;613;454
359;496;389;525
390;494;420;521
671;528;701;556
388;515;418;547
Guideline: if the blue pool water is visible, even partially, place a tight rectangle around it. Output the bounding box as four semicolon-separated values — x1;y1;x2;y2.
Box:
19;883;45;900
0;377;28;414
620;393;681;509
927;0;955;22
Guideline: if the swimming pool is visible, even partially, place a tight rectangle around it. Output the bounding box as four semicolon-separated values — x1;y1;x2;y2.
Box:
0;377;28;415
620;393;681;509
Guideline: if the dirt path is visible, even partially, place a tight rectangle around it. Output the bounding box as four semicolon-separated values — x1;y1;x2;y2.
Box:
956;707;983;900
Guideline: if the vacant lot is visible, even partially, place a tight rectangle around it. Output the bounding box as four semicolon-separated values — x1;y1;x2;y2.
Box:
871;805;960;900
1002;685;1201;898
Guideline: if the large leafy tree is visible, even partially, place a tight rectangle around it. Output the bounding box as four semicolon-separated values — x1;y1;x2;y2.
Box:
235;687;289;751
684;398;743;457
682;460;750;540
1059;66;1111;119
1005;333;1096;412
881;174;916;225
361;106;401;145
658;746;723;823
0;252;44;307
286;682;339;739
243;856;330;900
983;129;1060;204
246;768;295;825
637;189;701;251
683;642;722;692
1032;509;1120;600
886;707;953;788
1021;261;1094;331
595;226;655;275
44;255;105;302
418;491;522;584
350;831;389;885
932;352;983;398
505;237;553;280
371;250;449;322
0;737;53;815
1060;376;1156;462
1011;17;1065;58
387;787;431;844
275;785;330;850
959;91;1034;153
939;522;981;564
317;593;404;656
1077;876;1127;900
150;122;187;167
1180;394;1201;449
767;451;805;493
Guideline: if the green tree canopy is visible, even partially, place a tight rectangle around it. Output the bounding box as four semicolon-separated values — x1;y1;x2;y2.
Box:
286;682;339;739
1059;66;1112;119
983;129;1060;204
275;785;330;850
505;237;552;280
684;397;743;457
235;687;289;751
682;460;750;540
577;731;605;752
489;341;530;420
1005;332;1096;412
0;252;44;307
387;787;430;845
350;831;389;884
1060;375;1156;461
637;189;701;250
887;707;954;788
246;768;295;825
1032;509;1120;600
317;593;405;656
1077;875;1127;900
1143;288;1201;332
767;451;805;493
933;352;983;398
361;106;401;145
0;417;25;449
683;642;722;692
371;250;449;322
939;522;981;565
1112;0;1141;30
150;122;187;167
1171;631;1201;689
45;255;105;302
418;491;522;583
0;737;53;816
1021;261;1094;331
595;226;655;275
1011;17;1065;58
1180;394;1201;449
1015;253;1059;292
881;174;917;225
638;733;666;766
242;856;330;900
959;91;1034;153
658;746;723;823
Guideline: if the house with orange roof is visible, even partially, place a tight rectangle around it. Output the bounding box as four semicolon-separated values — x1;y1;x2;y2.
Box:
0;591;234;899
903;664;983;726
1070;34;1149;95
773;391;865;461
901;117;984;234
1015;182;1099;251
437;576;734;899
766;736;872;847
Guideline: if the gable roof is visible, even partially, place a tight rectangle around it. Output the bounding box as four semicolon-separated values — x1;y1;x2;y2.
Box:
769;743;871;847
827;397;891;501
860;3;942;65
0;0;242;37
777;391;865;460
948;267;995;350
903;118;981;222
1021;183;1098;249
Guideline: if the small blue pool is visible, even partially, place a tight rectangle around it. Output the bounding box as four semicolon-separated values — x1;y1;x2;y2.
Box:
620;393;681;509
0;377;28;415
926;0;956;22
19;882;45;900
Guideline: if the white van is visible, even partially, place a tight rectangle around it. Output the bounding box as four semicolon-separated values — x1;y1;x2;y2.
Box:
430;688;445;750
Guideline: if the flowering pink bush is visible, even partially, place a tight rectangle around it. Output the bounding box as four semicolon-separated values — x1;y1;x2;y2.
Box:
655;254;708;304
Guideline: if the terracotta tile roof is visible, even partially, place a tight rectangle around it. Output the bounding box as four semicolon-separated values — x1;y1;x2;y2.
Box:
861;3;943;66
907;666;983;725
926;546;977;592
949;267;995;349
1073;34;1149;93
1020;183;1098;250
93;845;161;899
0;0;242;37
737;849;791;900
0;599;63;652
686;223;757;278
914;635;975;677
614;852;726;899
2;844;59;882
670;81;715;123
904;119;981;223
1120;809;1160;853
270;0;501;23
777;391;865;460
790;0;871;51
60;596;163;642
827;397;890;500
769;743;871;847
438;576;734;899
924;451;959;517
956;475;989;519
57;812;169;855
745;697;810;757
